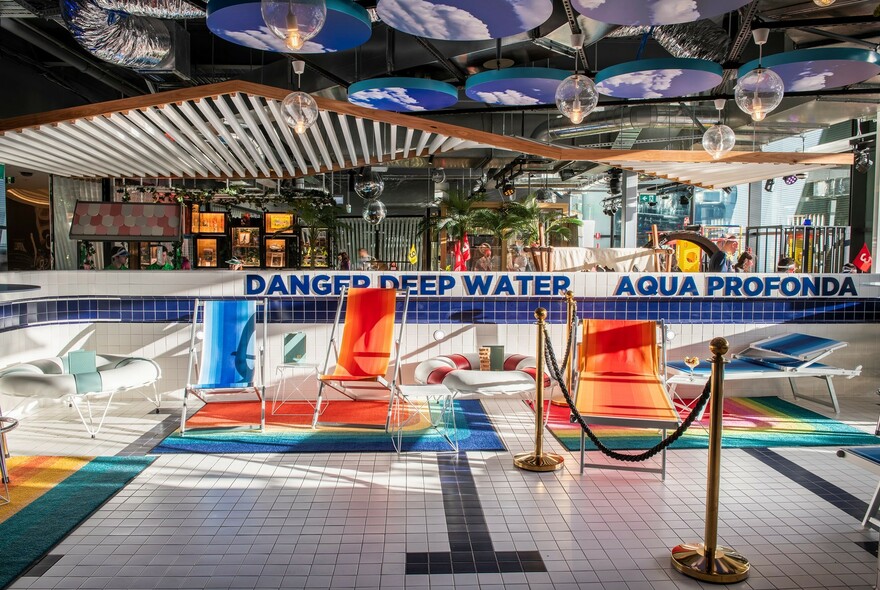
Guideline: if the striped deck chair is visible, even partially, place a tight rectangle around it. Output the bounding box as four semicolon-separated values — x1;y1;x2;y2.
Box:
181;299;267;434
573;319;681;478
312;287;409;431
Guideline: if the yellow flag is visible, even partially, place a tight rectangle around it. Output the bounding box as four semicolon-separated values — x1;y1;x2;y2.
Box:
408;244;418;265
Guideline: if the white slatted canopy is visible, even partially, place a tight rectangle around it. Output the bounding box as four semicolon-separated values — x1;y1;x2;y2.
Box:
0;81;853;187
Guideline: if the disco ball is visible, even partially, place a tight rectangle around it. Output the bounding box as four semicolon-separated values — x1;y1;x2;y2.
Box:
354;172;384;200
535;188;557;203
362;199;387;225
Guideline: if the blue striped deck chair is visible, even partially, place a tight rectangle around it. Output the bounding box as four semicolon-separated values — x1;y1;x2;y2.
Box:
181;299;267;434
668;333;861;414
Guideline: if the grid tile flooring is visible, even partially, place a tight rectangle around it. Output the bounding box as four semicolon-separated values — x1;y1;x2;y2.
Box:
3;394;880;589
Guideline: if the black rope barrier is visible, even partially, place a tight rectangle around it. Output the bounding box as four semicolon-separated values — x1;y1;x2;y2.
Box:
543;325;712;463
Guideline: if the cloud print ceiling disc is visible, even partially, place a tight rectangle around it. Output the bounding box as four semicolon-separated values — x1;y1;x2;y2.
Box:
207;0;371;53
738;48;880;93
596;58;723;99
376;0;553;41
571;0;752;26
465;68;570;105
348;78;459;112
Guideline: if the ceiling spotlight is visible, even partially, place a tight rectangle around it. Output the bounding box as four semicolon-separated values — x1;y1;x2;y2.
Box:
764;178;775;192
261;0;327;51
855;148;873;174
735;29;785;122
501;181;516;198
813;0;835;5
783;175;798;185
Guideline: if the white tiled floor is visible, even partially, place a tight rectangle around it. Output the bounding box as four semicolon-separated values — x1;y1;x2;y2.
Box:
3;392;880;589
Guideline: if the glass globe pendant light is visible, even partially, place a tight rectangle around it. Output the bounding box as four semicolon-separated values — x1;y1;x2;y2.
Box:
702;98;736;160
556;33;598;125
261;0;326;51
735;29;784;122
282;60;319;134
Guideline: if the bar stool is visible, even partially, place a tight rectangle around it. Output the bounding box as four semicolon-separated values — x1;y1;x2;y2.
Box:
0;416;19;505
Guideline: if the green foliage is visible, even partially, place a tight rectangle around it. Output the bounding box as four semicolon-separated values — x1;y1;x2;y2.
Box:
420;190;482;241
503;194;583;246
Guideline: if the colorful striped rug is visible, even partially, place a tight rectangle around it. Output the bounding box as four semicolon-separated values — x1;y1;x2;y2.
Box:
0;455;155;589
153;399;505;454
544;396;880;451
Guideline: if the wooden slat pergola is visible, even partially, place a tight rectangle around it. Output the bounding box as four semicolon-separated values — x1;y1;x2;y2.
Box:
0;81;853;188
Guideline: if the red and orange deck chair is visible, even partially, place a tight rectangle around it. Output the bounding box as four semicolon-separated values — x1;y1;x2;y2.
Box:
573;319;680;478
312;287;410;431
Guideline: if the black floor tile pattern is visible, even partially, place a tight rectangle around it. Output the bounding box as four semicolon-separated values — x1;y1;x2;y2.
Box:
115;409;183;456
405;453;546;575
744;448;876;555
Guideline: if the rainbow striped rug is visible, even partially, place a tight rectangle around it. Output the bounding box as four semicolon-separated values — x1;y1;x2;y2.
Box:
153;399;504;454
0;455;155;588
544;396;880;451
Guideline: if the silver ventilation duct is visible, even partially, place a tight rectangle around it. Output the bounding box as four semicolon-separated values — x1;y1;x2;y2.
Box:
608;20;730;63
534;105;720;142
61;0;171;69
93;0;204;19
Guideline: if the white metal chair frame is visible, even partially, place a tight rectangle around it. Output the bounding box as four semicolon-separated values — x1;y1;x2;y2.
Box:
181;298;268;435
312;287;410;432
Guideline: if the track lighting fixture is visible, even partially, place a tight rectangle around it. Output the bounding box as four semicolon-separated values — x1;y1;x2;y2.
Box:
764;178;775;192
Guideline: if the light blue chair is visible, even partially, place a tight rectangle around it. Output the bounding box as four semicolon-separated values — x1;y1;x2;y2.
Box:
181;299;267;434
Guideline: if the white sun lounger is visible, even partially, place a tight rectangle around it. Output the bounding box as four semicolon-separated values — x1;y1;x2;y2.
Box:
668;333;861;414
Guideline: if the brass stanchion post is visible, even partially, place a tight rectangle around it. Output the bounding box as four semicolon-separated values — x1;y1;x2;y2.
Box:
564;291;575;401
671;337;749;583
514;308;564;472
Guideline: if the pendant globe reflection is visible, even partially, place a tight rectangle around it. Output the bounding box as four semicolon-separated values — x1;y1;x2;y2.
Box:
260;0;327;51
354;171;384;200
281;91;319;134
702;123;736;159
734;67;784;122
362;199;387;225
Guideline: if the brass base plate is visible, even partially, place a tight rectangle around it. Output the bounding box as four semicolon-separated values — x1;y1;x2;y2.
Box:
513;452;564;472
671;543;750;584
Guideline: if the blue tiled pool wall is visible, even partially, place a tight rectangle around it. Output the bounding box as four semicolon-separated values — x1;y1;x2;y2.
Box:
0;296;878;333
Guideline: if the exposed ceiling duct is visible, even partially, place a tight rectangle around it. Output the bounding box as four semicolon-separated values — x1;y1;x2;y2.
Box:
533;104;827;142
92;0;204;19
608;20;731;63
534;105;720;141
61;0;171;69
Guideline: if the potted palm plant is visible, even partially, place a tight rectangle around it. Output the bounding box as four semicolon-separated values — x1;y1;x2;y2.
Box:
421;190;481;270
505;194;583;272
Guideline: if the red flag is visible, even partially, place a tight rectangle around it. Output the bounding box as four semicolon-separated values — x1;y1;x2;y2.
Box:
460;233;470;263
452;240;466;271
854;243;873;272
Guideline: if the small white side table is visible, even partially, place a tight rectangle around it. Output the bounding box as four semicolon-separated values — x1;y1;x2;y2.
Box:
393;384;457;454
272;363;319;416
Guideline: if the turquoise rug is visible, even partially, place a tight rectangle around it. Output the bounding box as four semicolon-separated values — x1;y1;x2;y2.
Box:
0;455;155;589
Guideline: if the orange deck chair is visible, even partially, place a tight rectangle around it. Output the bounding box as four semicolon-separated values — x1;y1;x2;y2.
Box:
573;319;680;478
312;287;409;430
